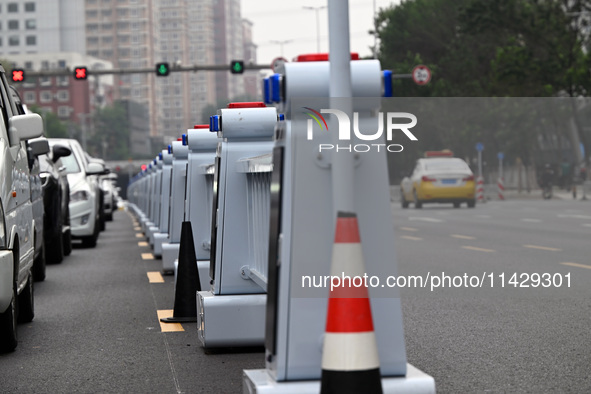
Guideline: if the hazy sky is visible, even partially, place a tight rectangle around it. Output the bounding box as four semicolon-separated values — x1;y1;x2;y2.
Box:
241;0;400;66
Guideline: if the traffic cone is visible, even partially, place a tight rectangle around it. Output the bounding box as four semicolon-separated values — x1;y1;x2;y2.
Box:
160;221;201;323
320;211;383;394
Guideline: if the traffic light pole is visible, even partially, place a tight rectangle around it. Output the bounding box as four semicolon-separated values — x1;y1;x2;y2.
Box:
16;63;270;79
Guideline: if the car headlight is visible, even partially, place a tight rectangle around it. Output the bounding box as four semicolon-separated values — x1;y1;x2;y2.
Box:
70;190;90;202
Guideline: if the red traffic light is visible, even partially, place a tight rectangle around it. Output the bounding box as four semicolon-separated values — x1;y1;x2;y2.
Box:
74;67;88;80
11;69;25;82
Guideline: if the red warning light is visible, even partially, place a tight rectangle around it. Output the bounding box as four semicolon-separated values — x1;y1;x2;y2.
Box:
194;124;210;129
295;53;360;62
141;164;147;171
74;67;88;80
227;102;266;108
11;69;25;82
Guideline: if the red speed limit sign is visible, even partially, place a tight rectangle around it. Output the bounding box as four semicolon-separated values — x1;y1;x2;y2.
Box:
412;65;431;85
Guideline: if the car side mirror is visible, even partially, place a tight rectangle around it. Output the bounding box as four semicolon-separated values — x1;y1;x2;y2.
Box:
28;139;50;157
86;162;106;176
8;113;44;144
52;145;72;163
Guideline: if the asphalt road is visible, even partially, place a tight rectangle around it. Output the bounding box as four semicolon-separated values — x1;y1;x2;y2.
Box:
393;198;591;393
1;199;589;393
0;210;263;394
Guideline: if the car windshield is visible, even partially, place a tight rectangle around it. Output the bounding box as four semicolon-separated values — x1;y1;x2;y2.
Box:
424;159;470;172
60;152;81;173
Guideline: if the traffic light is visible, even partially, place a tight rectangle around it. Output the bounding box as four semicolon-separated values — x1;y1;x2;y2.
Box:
230;60;244;74
73;67;88;80
11;69;25;82
156;62;170;76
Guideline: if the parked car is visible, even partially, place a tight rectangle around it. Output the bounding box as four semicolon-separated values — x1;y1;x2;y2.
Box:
401;151;476;209
101;173;118;221
36;141;73;264
10;87;51;281
47;139;106;248
27;139;51;280
0;65;45;352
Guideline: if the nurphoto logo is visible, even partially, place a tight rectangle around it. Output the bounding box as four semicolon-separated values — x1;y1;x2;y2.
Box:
303;107;418;153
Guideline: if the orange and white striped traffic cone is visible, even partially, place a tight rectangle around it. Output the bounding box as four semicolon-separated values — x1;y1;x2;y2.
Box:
320;211;383;394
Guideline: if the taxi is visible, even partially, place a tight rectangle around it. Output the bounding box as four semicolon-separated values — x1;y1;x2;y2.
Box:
400;151;476;208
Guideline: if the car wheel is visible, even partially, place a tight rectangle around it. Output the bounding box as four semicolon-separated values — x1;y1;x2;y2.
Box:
0;280;18;352
401;189;409;209
467;199;476;208
17;272;34;324
413;190;422;209
32;236;46;281
453;202;461;208
46;230;64;264
63;229;72;257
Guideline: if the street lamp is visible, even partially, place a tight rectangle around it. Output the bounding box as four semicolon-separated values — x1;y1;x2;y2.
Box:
303;5;326;53
270;39;293;57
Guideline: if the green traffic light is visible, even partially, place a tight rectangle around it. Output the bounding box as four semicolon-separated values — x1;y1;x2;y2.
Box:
156;62;170;76
230;60;244;74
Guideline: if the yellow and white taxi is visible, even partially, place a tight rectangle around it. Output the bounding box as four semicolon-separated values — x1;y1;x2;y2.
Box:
400;151;476;208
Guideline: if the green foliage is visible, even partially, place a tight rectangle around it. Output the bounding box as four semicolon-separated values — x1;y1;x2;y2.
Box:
89;104;130;160
376;0;591;179
28;105;70;138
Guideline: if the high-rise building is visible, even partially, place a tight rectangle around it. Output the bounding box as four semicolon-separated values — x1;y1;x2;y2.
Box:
0;0;86;56
84;0;157;139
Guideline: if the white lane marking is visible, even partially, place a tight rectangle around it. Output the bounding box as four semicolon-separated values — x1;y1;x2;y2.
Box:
461;245;495;253
523;244;562;252
521;218;541;223
408;217;443;223
558;214;591;220
561;262;591;270
400;227;419;232
451;234;475;240
401;235;423;241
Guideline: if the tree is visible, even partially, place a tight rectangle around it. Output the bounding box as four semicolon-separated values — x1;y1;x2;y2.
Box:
89;104;130;160
28;105;71;138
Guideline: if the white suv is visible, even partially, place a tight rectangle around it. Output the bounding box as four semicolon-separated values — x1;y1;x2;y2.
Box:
47;139;105;248
0;65;44;352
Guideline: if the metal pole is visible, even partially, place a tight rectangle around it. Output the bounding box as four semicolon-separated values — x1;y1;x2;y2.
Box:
478;150;482;178
328;0;354;213
304;6;326;53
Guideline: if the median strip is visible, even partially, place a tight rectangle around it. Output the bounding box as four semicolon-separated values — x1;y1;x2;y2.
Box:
523;244;562;252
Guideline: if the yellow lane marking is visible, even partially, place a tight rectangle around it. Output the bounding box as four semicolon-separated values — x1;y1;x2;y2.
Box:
136;233;143;238
523;244;562;252
138;241;149;247
401;235;422;241
561;262;591;270
141;253;155;260
400;227;419;232
157;310;185;332
134;227;141;231
461;246;495;253
147;271;165;283
451;234;475;240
